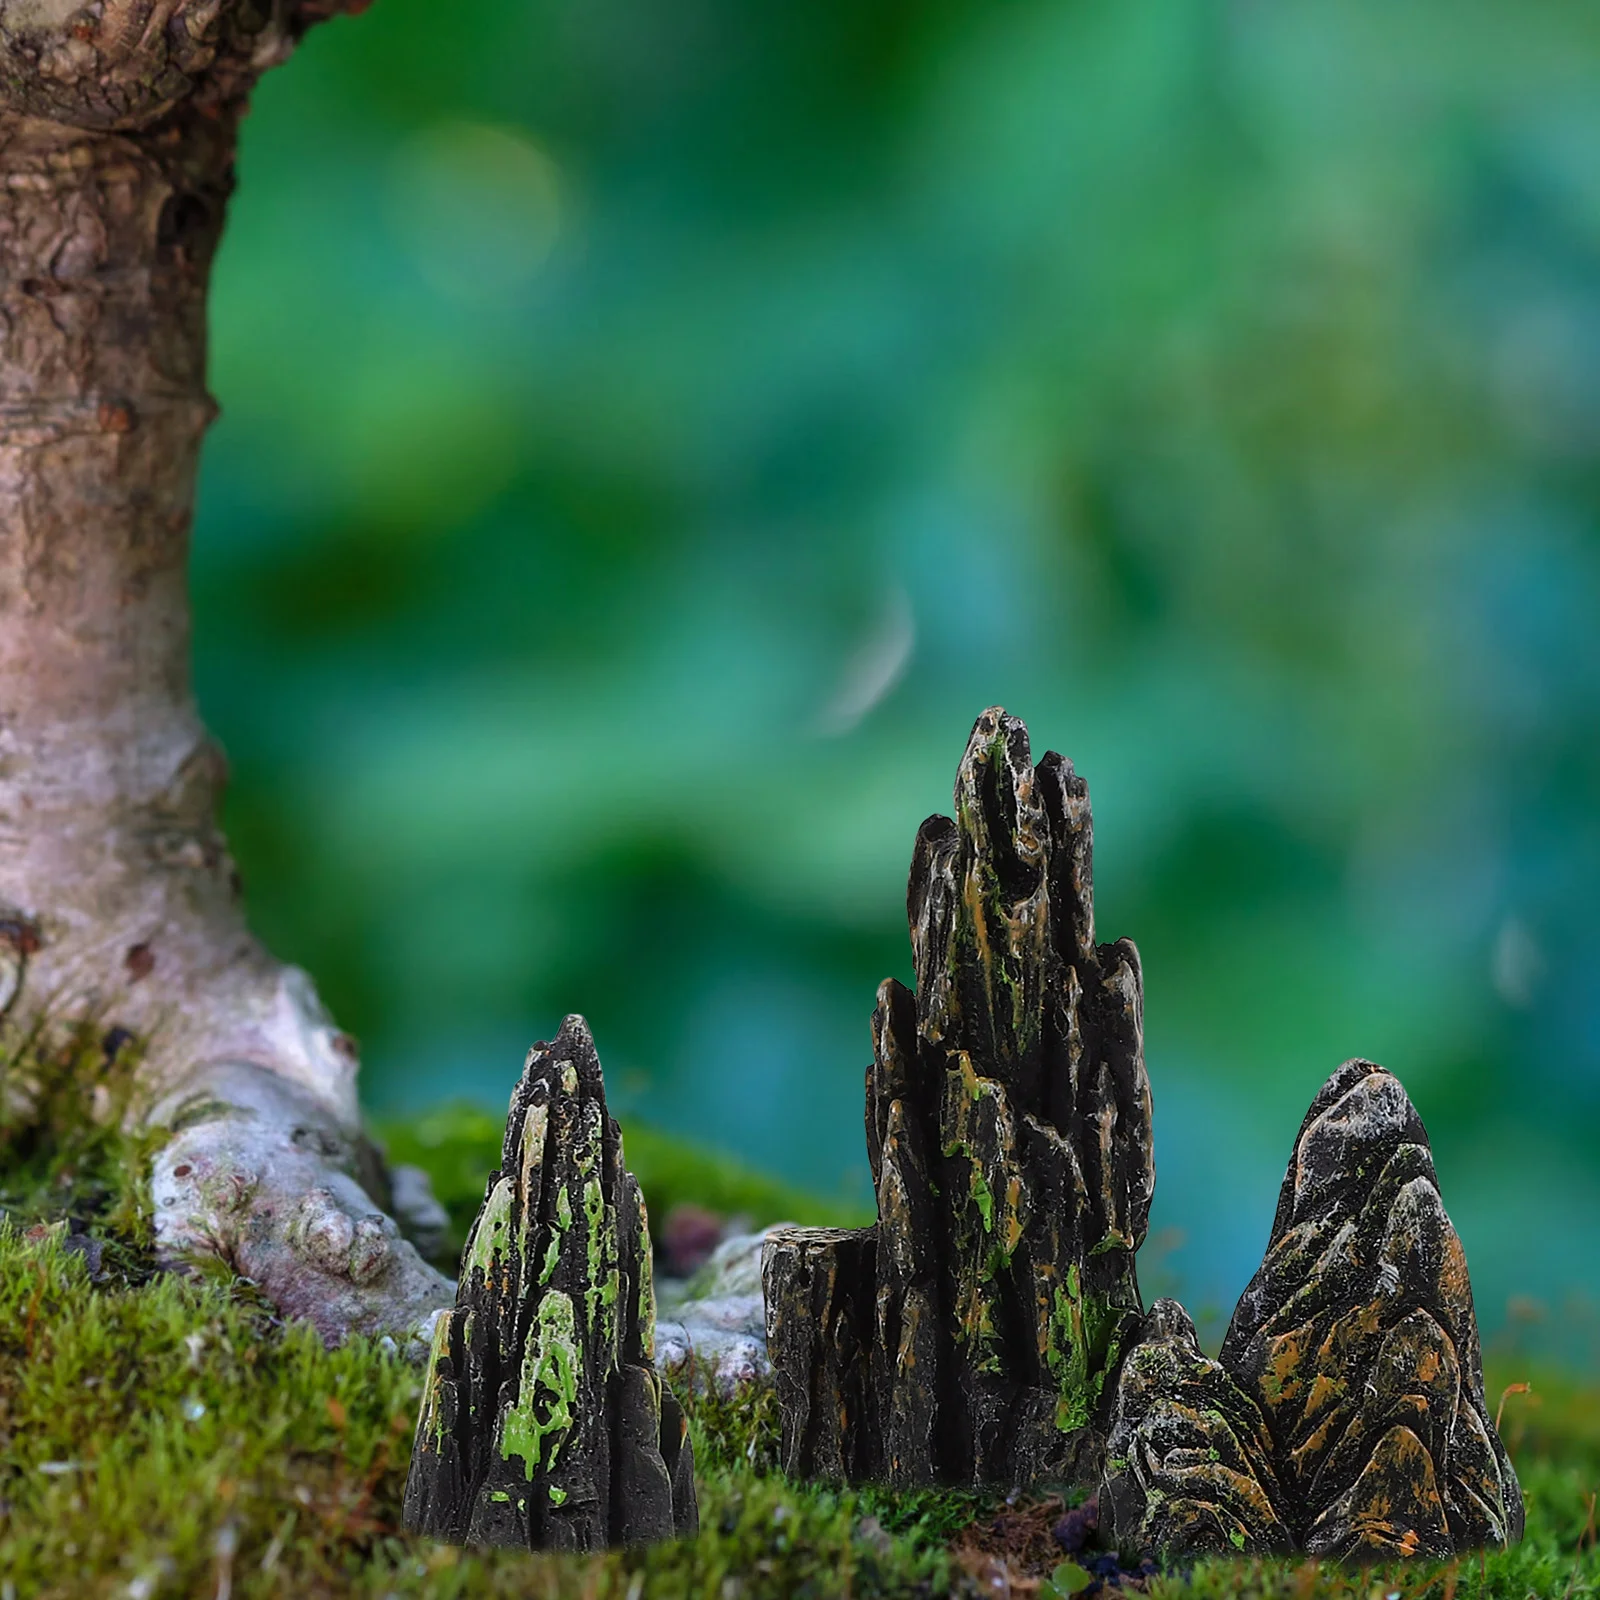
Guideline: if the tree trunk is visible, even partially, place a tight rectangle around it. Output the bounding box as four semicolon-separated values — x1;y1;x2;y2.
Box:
0;0;450;1342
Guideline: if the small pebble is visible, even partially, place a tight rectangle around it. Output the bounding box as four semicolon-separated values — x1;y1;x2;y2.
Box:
1053;1494;1099;1555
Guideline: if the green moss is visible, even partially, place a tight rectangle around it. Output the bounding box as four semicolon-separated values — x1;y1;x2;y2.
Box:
0;1020;159;1280
0;1222;965;1597
1045;1268;1131;1436
1;1226;1596;1600
419;1308;455;1451
1048;1281;1091;1434
581;1173;608;1335
464;1178;513;1284
538;1236;559;1286
1089;1229;1133;1256
633;1187;657;1362
4;1032;1594;1600
0;1221;429;1596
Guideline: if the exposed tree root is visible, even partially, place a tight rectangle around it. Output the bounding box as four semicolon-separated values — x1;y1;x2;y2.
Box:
0;0;450;1346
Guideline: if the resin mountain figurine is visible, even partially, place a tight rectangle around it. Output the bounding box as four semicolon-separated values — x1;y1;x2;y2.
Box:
1103;1059;1523;1560
403;1016;697;1551
764;706;1155;1488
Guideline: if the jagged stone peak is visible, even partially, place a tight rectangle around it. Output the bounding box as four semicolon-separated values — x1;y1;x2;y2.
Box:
404;1015;695;1551
1106;1059;1522;1561
768;708;1152;1488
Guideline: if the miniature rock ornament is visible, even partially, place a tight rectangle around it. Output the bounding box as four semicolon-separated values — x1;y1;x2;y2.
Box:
763;707;1155;1487
1099;1298;1295;1555
403;1016;697;1550
1104;1060;1524;1560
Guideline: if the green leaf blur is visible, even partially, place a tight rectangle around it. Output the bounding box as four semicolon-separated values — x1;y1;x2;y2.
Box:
192;0;1600;1360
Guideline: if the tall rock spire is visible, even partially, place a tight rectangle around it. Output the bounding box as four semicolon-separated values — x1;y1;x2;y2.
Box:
765;707;1155;1486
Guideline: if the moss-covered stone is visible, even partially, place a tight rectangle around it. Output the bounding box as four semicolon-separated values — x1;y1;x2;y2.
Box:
0;1029;1588;1599
403;1015;697;1551
765;708;1154;1489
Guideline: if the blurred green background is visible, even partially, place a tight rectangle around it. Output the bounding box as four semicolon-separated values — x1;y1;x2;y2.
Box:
193;0;1600;1356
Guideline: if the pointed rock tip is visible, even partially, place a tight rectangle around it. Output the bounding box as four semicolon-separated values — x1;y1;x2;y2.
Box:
514;1014;608;1114
535;1013;598;1068
1301;1059;1426;1153
952;708;1045;884
959;706;1033;775
967;705;1012;742
1315;1057;1401;1111
1036;747;1086;800
1141;1297;1201;1345
552;1012;596;1054
1289;1061;1428;1222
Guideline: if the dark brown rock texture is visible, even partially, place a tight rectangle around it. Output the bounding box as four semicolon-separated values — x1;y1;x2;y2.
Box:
1101;1298;1294;1556
764;707;1155;1487
403;1016;697;1551
1104;1060;1523;1561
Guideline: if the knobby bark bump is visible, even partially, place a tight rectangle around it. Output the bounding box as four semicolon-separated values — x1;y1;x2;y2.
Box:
404;1016;698;1551
0;0;450;1340
1104;1060;1524;1559
764;706;1155;1487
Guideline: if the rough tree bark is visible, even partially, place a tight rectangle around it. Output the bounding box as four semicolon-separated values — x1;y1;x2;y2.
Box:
0;0;450;1340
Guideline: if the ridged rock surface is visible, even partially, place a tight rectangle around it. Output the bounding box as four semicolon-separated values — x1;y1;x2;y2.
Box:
765;707;1155;1488
403;1016;697;1550
1105;1060;1523;1560
1102;1298;1293;1556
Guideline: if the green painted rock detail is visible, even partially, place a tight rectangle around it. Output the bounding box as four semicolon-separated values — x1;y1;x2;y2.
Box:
764;708;1154;1487
499;1291;578;1479
403;1015;697;1551
1104;1062;1524;1561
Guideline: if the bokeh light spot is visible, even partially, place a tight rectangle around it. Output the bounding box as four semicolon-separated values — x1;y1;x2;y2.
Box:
388;121;565;304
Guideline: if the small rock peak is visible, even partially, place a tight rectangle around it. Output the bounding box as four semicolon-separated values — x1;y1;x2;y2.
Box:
1289;1063;1429;1225
404;1018;696;1552
1106;1059;1523;1562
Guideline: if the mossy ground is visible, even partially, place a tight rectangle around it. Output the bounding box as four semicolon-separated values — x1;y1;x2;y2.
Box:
0;1222;967;1599
0;1038;1595;1598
